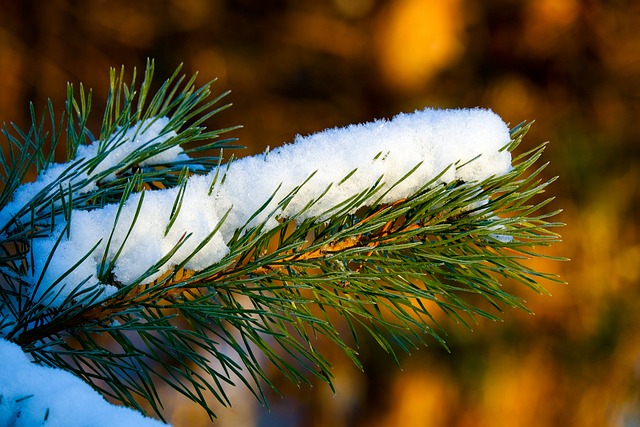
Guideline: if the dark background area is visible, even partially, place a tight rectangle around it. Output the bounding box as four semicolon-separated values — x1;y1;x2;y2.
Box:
1;0;639;426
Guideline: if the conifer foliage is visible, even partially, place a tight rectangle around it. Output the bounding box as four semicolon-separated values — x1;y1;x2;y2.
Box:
0;61;562;421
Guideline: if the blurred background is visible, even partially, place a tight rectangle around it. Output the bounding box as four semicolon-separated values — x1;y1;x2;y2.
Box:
1;0;639;426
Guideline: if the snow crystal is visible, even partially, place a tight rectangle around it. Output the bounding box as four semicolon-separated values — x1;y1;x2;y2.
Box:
6;107;513;307
0;339;168;427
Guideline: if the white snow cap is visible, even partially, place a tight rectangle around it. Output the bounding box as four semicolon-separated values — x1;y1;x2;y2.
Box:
16;107;512;307
0;339;169;427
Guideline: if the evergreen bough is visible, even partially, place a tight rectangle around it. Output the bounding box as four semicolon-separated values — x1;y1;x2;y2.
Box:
0;61;563;421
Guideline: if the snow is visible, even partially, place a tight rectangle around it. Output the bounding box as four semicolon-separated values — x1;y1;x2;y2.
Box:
0;339;168;426
0;117;186;230
2;107;512;308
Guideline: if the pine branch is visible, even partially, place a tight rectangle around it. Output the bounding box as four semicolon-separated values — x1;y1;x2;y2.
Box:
0;63;563;421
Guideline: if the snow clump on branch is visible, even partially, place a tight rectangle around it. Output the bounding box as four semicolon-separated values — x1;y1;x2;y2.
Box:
2;107;512;307
0;339;168;426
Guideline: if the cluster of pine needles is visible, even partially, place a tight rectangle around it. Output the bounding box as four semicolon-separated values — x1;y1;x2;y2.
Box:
0;61;563;420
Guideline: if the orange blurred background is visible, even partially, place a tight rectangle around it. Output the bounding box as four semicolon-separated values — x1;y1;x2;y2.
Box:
1;1;639;426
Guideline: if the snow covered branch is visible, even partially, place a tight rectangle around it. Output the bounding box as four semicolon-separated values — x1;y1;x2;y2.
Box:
5;107;511;308
0;339;167;426
0;63;562;423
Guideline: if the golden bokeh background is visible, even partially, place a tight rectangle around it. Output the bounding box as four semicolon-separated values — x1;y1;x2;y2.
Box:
1;0;639;426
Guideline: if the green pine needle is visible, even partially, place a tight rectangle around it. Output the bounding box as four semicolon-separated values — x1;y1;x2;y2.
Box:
0;62;564;421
